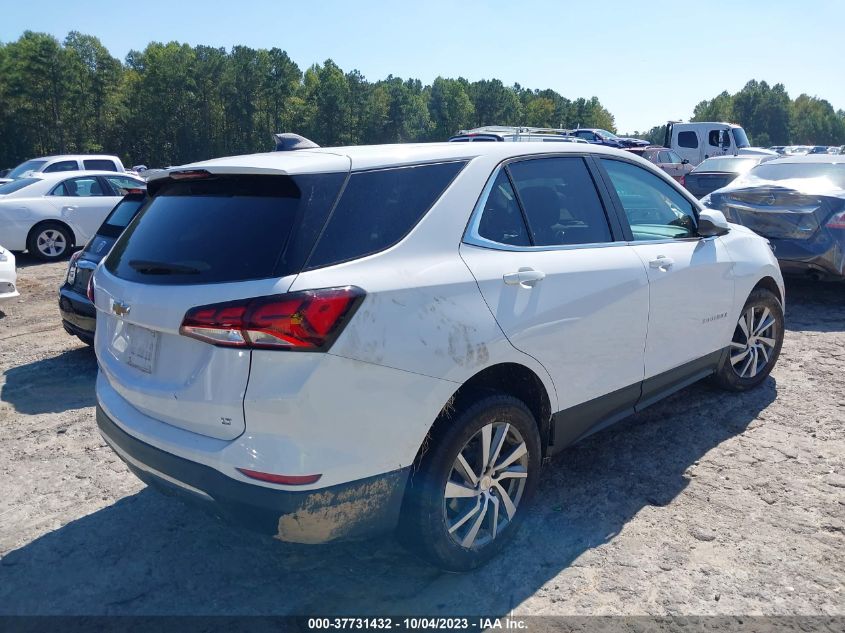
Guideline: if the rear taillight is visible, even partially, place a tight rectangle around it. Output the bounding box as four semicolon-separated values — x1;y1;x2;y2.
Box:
826;211;845;230
180;286;364;351
680;175;686;187
86;275;95;303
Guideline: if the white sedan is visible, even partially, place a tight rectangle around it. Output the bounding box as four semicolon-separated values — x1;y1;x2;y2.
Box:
0;171;145;261
0;245;18;302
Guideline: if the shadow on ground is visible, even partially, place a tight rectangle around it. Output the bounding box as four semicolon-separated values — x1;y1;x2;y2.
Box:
1;347;96;414
0;372;776;616
784;278;845;333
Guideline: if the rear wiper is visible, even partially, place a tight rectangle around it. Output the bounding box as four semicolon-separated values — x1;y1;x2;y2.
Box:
128;260;201;275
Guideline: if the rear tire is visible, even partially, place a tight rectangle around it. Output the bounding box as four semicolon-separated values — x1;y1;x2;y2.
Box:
27;222;73;261
713;288;783;392
398;394;541;571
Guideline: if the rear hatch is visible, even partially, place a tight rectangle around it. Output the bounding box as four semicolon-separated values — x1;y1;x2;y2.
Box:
95;164;348;440
715;186;843;240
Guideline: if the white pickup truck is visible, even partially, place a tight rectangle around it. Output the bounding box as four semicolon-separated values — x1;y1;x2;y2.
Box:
664;121;776;166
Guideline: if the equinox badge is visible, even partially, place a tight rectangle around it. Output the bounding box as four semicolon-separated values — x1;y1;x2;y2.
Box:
112;300;131;317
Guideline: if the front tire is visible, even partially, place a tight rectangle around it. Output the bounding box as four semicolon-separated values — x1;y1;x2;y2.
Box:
713;288;784;392
399;394;541;571
28;222;73;261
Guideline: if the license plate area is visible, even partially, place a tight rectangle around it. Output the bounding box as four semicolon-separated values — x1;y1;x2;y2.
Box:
111;321;159;374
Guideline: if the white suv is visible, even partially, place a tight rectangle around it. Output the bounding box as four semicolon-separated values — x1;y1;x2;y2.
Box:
92;142;785;570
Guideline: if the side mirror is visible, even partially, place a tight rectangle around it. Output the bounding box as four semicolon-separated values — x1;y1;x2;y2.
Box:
681;159;689;165
698;209;730;237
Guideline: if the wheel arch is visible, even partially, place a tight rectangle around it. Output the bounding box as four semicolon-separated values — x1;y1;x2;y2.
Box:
417;362;554;464
26;218;77;252
751;275;784;307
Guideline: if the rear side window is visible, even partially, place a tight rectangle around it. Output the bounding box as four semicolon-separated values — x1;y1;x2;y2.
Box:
106;174;346;285
476;171;530;247
678;131;698;148
84;159;118;171
306;161;465;269
104;175;144;194
507;157;612;246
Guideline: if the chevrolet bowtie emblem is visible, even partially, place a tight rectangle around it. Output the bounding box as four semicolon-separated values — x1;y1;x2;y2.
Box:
112;300;131;317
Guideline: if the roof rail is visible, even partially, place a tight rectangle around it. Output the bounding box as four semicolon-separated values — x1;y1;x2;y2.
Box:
455;126;573;136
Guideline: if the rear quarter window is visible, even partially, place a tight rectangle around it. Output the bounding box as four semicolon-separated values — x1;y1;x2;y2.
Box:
305;161;466;269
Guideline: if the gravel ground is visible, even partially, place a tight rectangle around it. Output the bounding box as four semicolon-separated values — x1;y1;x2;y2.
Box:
0;256;843;617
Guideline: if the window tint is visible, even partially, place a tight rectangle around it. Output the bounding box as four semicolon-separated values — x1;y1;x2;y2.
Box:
600;159;697;241
658;151;673;163
52;177;105;197
84;159;118;171
106;174;346;284
99;197;146;238
677;131;698;148
507;157;612;246
667;151;683;163
574;130;594;140
43;160;79;173
105;175;144;194
307;161;465;269
476;171;530;246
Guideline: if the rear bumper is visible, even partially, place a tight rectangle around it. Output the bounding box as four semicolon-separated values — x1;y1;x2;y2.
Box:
58;285;96;339
770;234;845;280
96;404;410;543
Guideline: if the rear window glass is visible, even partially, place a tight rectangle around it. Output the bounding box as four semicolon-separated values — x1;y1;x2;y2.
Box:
99;197;147;238
306;161;465;269
748;162;845;188
694;157;758;173
105;174;346;285
0;178;39;194
84;159;118;171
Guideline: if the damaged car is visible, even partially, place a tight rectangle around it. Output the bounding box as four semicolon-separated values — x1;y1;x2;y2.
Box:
702;155;845;280
92;142;784;570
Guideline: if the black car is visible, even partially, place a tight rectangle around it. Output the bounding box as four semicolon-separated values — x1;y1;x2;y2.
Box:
684;155;770;198
703;156;845;280
569;128;649;148
59;190;147;344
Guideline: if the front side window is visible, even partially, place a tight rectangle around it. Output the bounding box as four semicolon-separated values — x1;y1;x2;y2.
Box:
51;177;106;197
667;151;684;163
574;130;594;140
43;160;79;173
658;151;674;164
708;130;722;147
600;159;697;241
506;157;612;246
677;131;698;149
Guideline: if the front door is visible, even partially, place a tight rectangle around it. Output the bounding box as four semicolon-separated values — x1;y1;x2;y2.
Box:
598;157;735;382
459;155;650;436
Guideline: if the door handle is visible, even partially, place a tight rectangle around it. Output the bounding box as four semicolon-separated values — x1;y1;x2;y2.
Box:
503;267;546;288
649;256;675;270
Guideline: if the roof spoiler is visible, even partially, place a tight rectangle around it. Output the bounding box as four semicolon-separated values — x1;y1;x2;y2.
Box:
273;133;320;151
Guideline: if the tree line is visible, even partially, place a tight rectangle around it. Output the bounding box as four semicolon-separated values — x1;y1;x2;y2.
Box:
2;32;843;170
628;80;845;148
0;31;615;168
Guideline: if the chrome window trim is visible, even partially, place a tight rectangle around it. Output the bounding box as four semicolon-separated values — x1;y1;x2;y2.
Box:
462;161;624;253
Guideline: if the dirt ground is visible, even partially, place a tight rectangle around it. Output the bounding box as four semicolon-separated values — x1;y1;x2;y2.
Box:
0;256;843;617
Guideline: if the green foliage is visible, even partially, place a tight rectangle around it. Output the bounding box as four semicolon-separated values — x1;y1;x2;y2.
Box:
0;31;623;167
690;80;844;146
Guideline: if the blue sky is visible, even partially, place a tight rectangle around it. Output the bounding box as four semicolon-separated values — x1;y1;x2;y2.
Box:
1;0;842;133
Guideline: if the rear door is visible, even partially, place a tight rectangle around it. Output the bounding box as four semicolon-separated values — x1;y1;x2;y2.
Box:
597;157;735;382
460;155;650;432
50;175;121;242
93;169;348;440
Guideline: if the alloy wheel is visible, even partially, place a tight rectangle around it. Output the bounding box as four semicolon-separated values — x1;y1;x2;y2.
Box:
443;422;529;549
36;229;67;258
730;305;779;379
